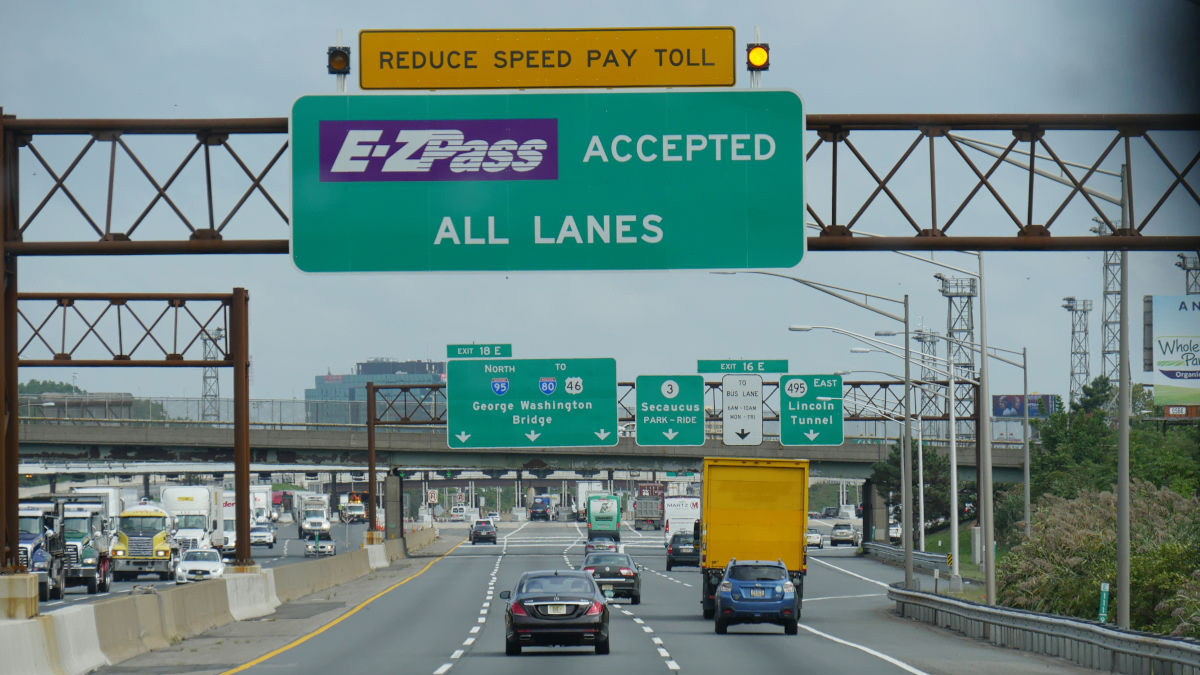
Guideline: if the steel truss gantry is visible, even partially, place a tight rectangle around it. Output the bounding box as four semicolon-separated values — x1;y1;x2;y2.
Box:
2;111;1197;572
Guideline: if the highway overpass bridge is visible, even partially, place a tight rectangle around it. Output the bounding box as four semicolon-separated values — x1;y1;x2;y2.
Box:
18;423;1025;481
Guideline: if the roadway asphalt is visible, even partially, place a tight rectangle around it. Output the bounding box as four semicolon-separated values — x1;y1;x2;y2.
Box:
39;520;367;614
91;521;1093;675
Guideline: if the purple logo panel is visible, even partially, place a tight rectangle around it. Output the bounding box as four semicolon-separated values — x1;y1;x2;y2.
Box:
318;119;557;182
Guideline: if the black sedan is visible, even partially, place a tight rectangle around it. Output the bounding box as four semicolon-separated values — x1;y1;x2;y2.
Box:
501;570;611;655
665;532;699;570
582;552;641;604
469;520;497;544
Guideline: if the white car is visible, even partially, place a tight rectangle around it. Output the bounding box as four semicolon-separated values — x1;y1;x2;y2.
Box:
305;534;336;557
486;511;501;522
806;527;824;549
888;521;902;543
175;549;225;584
249;525;275;548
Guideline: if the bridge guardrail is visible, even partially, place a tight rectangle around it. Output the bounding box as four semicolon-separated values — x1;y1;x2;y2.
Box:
888;583;1200;675
863;542;951;575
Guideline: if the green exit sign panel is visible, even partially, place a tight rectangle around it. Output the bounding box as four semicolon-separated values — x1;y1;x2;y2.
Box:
447;343;512;358
290;91;805;272
635;375;705;447
780;374;844;446
697;359;789;374
447;358;617;448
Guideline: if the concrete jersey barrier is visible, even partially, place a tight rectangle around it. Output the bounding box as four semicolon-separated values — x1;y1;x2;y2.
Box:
92;592;167;664
225;570;281;621
48;604;110;675
1;534;428;674
155;579;234;642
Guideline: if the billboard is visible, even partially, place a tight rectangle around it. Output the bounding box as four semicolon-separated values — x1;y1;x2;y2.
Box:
1152;296;1200;405
992;394;1058;419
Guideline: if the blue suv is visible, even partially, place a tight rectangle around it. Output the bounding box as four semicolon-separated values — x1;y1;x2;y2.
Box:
713;559;799;635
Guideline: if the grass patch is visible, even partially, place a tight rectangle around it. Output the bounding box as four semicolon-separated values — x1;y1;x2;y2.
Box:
920;520;1012;582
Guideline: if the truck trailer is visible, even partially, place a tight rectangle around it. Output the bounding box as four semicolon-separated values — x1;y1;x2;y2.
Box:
160;485;223;552
697;457;809;620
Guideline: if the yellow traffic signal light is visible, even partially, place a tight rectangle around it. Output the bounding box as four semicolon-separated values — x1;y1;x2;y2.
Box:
327;46;351;75
746;43;770;71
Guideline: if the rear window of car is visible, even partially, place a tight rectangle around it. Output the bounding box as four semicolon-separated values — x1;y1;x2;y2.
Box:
728;564;787;581
833;522;852;529
519;574;595;595
585;554;629;566
670;533;694;545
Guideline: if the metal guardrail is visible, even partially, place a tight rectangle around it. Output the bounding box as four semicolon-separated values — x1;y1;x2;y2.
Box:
863;542;951;574
887;583;1200;674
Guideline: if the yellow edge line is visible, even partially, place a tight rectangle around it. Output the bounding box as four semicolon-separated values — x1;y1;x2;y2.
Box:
219;539;466;675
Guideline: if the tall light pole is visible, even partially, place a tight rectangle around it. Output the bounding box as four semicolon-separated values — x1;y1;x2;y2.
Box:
717;271;915;588
788;318;913;589
845;341;974;586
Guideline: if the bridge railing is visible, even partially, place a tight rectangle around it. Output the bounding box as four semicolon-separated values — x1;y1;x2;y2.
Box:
887;583;1200;675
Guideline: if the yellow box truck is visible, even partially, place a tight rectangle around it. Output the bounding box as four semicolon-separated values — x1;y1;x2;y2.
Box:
697;457;808;619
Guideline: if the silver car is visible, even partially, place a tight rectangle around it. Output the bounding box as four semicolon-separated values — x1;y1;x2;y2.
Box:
830;521;859;547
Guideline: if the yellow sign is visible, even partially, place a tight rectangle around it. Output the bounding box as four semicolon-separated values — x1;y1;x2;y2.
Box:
359;27;735;89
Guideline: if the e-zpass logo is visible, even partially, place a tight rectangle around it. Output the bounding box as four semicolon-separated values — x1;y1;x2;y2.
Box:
318;119;557;182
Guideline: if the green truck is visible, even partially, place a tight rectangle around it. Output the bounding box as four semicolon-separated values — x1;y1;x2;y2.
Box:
586;494;622;542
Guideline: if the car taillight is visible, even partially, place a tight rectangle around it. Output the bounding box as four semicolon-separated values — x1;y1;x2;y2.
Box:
719;581;732;593
619;567;635;577
582;566;596;574
667;546;673;554
586;601;604;616
510;602;527;616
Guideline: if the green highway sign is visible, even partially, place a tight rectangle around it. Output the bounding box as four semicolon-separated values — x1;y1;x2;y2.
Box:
290;91;805;272
635;375;705;447
447;358;617;448
780;374;844;446
447;343;512;358
697;359;789;374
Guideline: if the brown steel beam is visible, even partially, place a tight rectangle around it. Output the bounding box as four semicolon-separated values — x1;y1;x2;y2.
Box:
806;113;1200;131
0;107;16;570
807;234;1200;252
8;114;1197;135
6;118;288;134
7;234;1195;257
8;240;290;256
231;287;252;567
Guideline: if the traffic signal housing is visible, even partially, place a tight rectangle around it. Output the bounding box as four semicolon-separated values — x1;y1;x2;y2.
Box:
746;43;769;71
327;46;351;75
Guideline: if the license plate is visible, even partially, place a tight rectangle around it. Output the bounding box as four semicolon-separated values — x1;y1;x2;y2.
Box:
546;604;568;615
749;588;765;598
680;546;694;552
602;584;613;591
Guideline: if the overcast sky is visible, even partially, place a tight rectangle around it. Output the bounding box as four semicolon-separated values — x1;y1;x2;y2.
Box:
3;1;1198;404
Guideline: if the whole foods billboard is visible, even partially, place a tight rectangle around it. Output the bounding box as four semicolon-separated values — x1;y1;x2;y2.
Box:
1152;295;1200;405
290;91;805;272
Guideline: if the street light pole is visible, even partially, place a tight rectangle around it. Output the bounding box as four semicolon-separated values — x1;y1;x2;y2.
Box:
902;294;914;585
1022;347;1030;538
977;253;996;605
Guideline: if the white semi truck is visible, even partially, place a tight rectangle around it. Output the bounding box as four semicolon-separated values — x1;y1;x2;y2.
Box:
160;486;223;552
221;490;238;554
298;494;331;539
250;485;272;524
574;481;606;522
